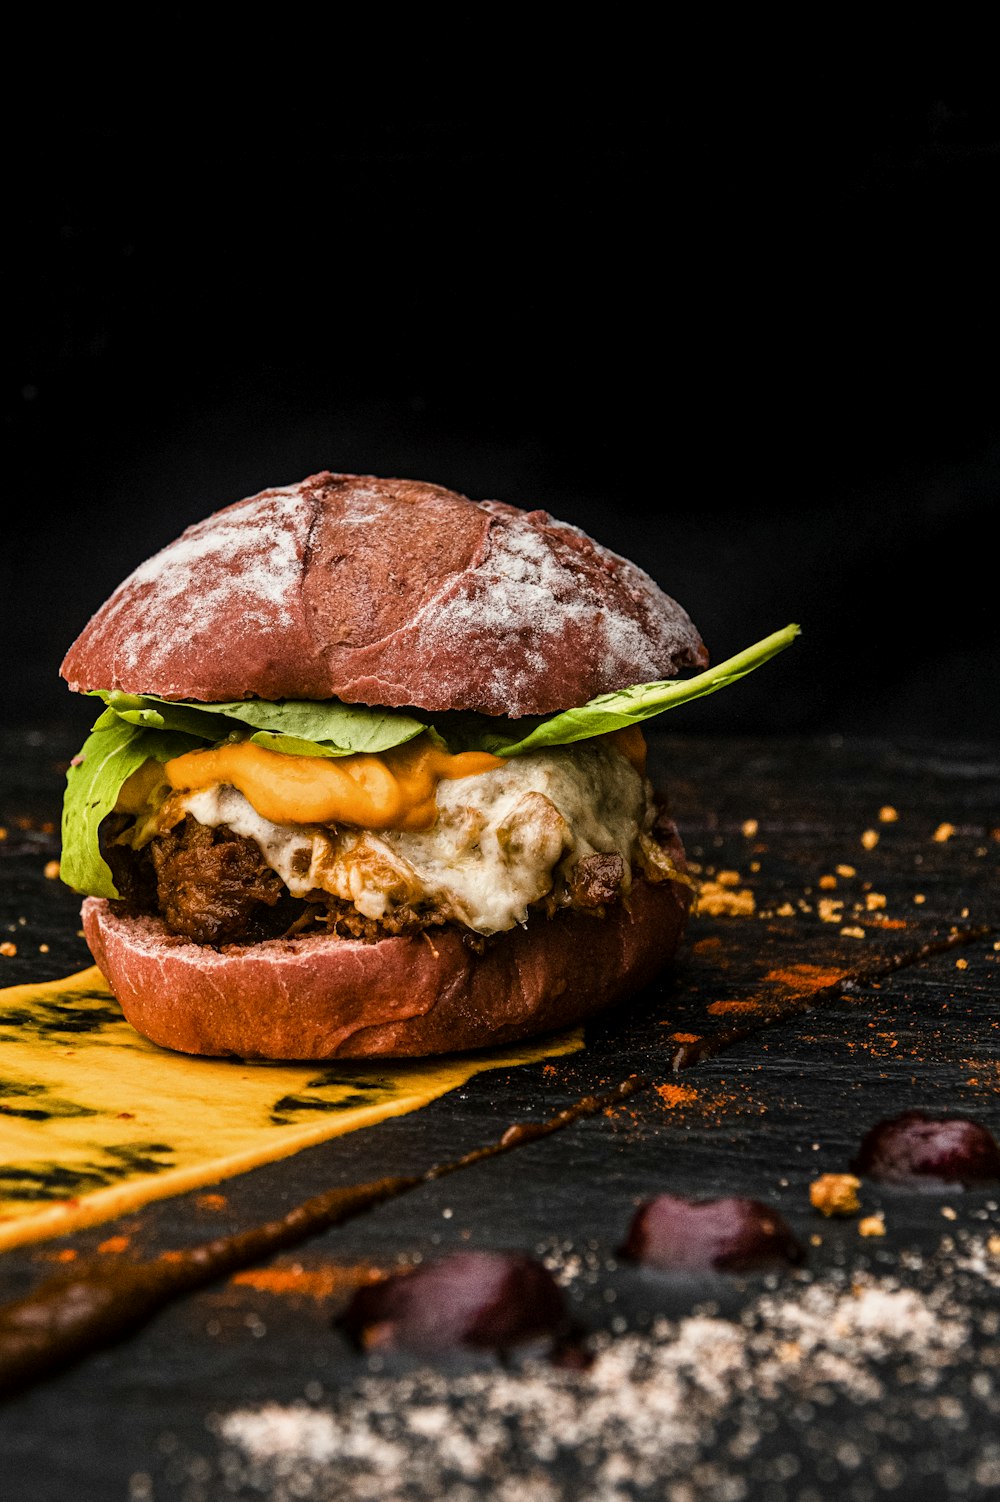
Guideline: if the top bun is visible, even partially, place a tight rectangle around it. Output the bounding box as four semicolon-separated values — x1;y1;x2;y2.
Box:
61;472;708;717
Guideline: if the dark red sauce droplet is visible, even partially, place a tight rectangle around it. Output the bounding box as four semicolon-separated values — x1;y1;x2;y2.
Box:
619;1194;803;1272
339;1250;568;1353
852;1110;1000;1188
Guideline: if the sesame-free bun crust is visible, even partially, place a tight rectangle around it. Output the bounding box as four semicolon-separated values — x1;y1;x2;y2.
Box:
61;472;707;717
81;875;691;1059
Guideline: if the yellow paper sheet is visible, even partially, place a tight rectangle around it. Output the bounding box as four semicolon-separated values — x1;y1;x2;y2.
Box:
0;967;581;1250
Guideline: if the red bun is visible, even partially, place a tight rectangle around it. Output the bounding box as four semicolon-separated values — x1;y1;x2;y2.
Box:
60;472;707;717
82;875;691;1059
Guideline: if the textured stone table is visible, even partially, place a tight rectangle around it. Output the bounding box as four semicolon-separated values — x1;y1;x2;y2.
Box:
2;727;999;1502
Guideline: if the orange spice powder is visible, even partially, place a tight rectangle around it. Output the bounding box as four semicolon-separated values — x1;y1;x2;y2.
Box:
654;1083;699;1109
762;964;846;992
707;999;769;1016
231;1263;383;1300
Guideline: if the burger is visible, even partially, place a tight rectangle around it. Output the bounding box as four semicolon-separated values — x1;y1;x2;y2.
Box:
59;472;797;1059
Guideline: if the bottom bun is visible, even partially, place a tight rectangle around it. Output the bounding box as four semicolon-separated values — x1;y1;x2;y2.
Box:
82;874;692;1060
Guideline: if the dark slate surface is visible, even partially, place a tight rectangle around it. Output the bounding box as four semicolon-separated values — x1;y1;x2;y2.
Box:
1;727;1000;1501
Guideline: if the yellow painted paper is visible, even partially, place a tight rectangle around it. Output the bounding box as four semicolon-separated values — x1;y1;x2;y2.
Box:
0;967;582;1251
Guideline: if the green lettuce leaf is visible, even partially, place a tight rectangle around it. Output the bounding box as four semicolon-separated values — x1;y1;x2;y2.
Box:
91;691;429;758
471;623;802;756
60;721;203;898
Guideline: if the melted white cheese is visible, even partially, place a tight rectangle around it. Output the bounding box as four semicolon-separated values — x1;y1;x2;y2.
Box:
179;741;649;935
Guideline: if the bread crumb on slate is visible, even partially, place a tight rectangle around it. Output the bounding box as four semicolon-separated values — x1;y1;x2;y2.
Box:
43;859;60;880
695;881;756;917
0;942;16;958
861;829;879;850
859;1213;886;1237
810;1173;862;1218
841;926;866;939
741;819;759;838
879;806;899;823
817;898;843;923
865;892;887;911
819;874;837;890
836;864;857;878
933;823;956;843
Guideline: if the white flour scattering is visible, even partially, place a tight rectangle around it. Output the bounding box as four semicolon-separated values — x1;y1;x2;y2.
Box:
167;1259;1000;1502
410;502;702;717
72;483;311;685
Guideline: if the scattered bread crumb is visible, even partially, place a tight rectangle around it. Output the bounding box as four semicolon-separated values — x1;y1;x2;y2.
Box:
836;864;856;878
43;859;60;880
914;894;926;905
841;926;866;939
988;1234;1000;1256
819;875;837;890
716;870;741;888
817;898;843;923
861;830;879;850
879;806;898;823
809;1173;862;1218
956;958;969;970
0;942;16;958
941;1207;957;1222
695;882;756;917
741;819;759;838
0;827;7;841
858;1214;886;1238
933;823;956;843
865;892;887;912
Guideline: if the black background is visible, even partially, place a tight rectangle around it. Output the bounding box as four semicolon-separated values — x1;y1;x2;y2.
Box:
5;78;999;740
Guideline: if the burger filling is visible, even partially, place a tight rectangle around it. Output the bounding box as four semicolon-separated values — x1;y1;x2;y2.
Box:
100;729;688;948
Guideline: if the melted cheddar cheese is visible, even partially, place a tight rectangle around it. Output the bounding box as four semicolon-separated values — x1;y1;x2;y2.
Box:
164;736;504;832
